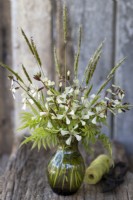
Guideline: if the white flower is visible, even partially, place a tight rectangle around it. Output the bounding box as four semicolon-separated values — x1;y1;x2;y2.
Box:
99;113;105;118
74;89;80;95
67;70;70;76
118;92;125;100
60;130;69;136
66;116;70;124
105;97;110;101
68;110;75;115
57;114;64;119
114;100;120;105
10;80;16;99
118;109;122;113
40;112;47;116
59;82;62;87
47;90;53;96
47;80;55;86
28;99;34;104
66;135;72;145
90;94;96;99
92;117;97;124
81;120;86;126
74;134;82;141
47;121;53;128
82;111;94;119
22;103;26;110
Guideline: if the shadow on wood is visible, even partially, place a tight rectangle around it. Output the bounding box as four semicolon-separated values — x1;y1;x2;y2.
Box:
1;142;133;200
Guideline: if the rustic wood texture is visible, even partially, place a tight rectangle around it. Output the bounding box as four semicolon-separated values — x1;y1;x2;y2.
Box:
1;142;133;200
11;0;53;132
114;0;133;153
0;0;13;155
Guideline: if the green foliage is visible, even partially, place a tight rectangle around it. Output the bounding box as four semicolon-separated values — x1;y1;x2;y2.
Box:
22;64;32;84
84;41;103;85
81;124;100;153
0;5;131;156
21;127;59;150
0;62;24;83
54;47;60;75
63;5;67;43
74;26;82;78
98;134;112;157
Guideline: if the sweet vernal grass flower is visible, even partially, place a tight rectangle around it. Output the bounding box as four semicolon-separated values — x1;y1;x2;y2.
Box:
0;6;132;156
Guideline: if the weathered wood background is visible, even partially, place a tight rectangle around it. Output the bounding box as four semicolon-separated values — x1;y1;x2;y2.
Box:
0;0;133;155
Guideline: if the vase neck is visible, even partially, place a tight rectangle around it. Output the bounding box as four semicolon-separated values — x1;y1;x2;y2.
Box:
58;137;79;151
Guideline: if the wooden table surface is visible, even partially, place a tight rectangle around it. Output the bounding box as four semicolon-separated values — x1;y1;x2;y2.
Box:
0;142;133;200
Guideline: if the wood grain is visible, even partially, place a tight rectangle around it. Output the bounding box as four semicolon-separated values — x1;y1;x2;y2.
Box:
114;0;133;153
0;0;13;155
11;0;53;132
1;142;133;200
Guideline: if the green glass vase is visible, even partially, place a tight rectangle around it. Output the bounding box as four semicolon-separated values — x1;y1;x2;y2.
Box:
47;138;85;196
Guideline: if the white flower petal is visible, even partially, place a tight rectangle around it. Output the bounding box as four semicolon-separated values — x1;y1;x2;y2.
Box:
29;99;34;104
114;100;120;105
12;88;16;93
75;134;82;141
22;103;26;110
90;94;96;99
57;114;64;119
88;111;95;116
105;97;110;101
92;117;97;124
73;124;78;130
99;113;105;118
81;120;86;126
68;110;74;115
60;130;69;136
66;135;72;145
45;103;49;110
47;121;53;128
40;112;47;116
66;116;70;125
47;90;53;96
118;109;122;113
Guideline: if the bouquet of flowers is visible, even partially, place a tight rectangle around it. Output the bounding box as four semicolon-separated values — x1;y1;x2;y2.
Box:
0;6;131;157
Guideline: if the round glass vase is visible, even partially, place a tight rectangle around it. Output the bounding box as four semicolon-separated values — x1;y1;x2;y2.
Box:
47;137;85;196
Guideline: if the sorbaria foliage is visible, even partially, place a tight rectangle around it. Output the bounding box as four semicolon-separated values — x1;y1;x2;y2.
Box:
0;5;132;157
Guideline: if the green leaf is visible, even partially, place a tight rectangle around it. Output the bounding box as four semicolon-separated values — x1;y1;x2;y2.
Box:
98;133;112;157
21;28;34;55
22;64;32;84
31;38;42;66
54;47;60;75
84;41;104;85
74;26;82;78
84;84;93;99
63;5;67;43
0;62;24;83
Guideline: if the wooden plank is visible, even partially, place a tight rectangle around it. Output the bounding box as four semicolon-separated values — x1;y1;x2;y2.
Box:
11;0;53;131
55;0;114;137
1;141;132;200
114;0;133;153
0;0;13;155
